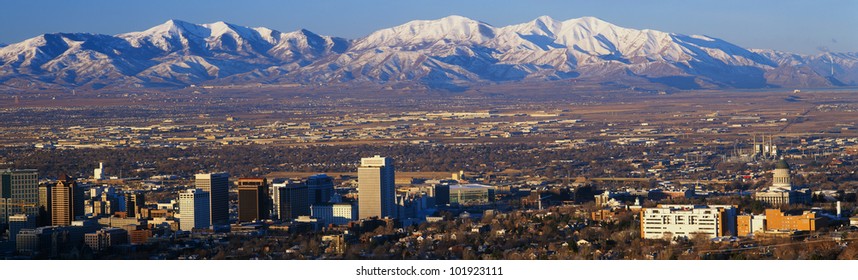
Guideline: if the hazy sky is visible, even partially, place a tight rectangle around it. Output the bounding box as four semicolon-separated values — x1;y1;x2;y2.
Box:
1;0;855;54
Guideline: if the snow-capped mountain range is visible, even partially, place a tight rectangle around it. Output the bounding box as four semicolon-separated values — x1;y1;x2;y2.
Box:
1;16;855;91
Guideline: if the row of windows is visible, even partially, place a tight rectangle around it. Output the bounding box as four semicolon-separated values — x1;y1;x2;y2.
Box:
647;214;715;218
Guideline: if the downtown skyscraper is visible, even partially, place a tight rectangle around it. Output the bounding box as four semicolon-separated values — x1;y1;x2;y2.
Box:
237;178;269;222
195;173;229;226
358;156;395;219
179;189;210;231
0;169;39;225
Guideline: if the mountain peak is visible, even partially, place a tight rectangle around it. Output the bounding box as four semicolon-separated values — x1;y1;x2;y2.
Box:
436;15;480;23
526;15;562;36
161;19;197;30
201;21;254;38
354;15;496;50
563;16;616;29
203;21;232;30
533;15;558;24
136;19;209;38
402;15;492;31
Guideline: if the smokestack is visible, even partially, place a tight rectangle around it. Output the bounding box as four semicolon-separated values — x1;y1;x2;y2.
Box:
753;134;757;155
837;201;841;218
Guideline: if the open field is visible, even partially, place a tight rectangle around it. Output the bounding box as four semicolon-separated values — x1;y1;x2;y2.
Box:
1;87;856;150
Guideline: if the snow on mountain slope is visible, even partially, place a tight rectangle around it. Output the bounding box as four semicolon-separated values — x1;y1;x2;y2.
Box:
0;16;853;90
301;15;784;88
352;15;496;51
0;20;349;88
753;49;858;86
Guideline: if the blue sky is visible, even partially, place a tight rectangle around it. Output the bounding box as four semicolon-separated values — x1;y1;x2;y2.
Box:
1;0;855;54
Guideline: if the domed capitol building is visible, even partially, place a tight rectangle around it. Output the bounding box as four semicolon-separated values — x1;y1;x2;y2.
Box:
753;159;812;206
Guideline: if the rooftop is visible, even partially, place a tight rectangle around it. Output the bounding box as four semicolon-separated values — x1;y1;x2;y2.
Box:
450;184;495;189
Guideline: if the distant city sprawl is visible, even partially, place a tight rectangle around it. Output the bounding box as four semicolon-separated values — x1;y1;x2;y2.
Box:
0;88;857;259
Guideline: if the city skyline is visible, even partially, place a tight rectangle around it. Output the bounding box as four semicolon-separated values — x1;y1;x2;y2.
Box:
0;1;857;266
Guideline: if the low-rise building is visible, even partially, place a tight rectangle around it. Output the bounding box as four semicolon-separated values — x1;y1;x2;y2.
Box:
448;184;496;206
737;215;767;236
16;226;70;257
129;229;153;244
8;214;36;243
737;209;825;238
311;203;356;225
764;209;823;232
84;227;128;252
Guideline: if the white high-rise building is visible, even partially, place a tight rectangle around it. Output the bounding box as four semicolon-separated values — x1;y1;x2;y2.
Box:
94;162;105;180
179;189;210;231
358;156;395;219
271;179;287;219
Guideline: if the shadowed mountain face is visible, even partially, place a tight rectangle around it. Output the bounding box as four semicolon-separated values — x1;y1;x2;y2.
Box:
1;16;855;91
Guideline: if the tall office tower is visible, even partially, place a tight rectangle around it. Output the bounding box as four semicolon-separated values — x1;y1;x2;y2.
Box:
124;192;145;218
237;178;269;222
37;184;52;226
0;169;39;226
270;179;287;219
51;175;84;226
93;162;105;180
195;173;229;226
306;174;334;206
179;189;210;231
358;156;395;219
277;183;308;220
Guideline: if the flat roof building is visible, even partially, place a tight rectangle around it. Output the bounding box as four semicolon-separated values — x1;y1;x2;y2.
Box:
1;169;39;225
448;184;496;206
8;213;35;243
311;203;356;225
238;178;269;222
195;173;229;226
307;174;334;206
51;176;84;226
277;183;308;220
640;204;737;240
358;156;395;219
85;227;128;252
179;189;210;231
